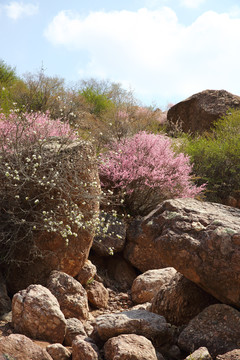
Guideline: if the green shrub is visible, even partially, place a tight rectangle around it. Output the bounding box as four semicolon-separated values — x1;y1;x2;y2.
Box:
0;59;20;114
183;109;240;203
80;86;114;116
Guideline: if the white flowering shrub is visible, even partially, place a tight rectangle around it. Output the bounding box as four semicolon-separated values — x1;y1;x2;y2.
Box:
0;111;100;266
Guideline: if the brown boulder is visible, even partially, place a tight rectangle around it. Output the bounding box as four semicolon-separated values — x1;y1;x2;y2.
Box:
86;281;109;309
5;140;100;294
64;318;87;346
216;349;240;360
77;260;97;286
47;270;89;320
167;89;240;134
95;309;172;345
131;268;177;304
185;347;212;360
104;334;158;360
132;198;240;308
12;284;66;343
46;343;71;360
178;304;240;358
124;216;167;272
72;335;101;360
151;272;218;326
0;333;52;360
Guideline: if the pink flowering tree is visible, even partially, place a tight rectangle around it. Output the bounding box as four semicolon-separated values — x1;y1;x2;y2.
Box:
99;131;205;215
0;111;76;151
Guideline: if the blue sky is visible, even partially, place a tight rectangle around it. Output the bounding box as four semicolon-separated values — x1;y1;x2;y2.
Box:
1;0;240;109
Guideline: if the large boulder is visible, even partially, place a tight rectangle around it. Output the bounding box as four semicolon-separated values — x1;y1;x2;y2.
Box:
131;268;177;304
185;347;212;360
124;216;168;272
5;139;100;294
95;309;172;345
167;89;240;134
151;272;218;326
104;334;158;360
46;343;71;360
0;333;52;360
77;260;97;286
47;270;89;320
72;335;101;360
216;350;240;360
178;304;240;358
64;318;87;346
12;284;66;343
86;280;109;309
128;198;240;308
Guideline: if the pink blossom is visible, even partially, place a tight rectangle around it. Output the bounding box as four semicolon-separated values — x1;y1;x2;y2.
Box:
0;111;76;148
117;110;129;119
99;131;205;214
135;107;151;117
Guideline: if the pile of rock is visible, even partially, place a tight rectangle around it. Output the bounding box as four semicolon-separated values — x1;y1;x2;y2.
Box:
0;198;240;359
1;260;240;359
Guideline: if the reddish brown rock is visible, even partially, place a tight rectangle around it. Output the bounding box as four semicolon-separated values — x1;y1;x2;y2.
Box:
151;272;218;326
12;284;66;343
131;268;177;304
46;343;71;360
124;216;168;272
64;318;87;346
72;335;101;360
95;309;172;344
0;333;52;360
178;304;240;358
86;281;109;309
167;89;240;134
185;347;212;360
104;334;158;360
130;198;240;308
47;270;89;320
216;349;240;360
5;140;100;294
77;260;97;286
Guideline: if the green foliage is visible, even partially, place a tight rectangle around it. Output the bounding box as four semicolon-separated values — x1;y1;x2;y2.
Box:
0;60;17;86
0;60;19;114
183;109;240;202
79;78;136;108
79;85;114;116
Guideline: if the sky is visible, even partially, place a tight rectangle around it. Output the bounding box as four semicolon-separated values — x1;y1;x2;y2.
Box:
1;0;240;109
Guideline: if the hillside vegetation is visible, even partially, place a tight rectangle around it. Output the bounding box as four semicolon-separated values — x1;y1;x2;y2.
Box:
1;58;240;221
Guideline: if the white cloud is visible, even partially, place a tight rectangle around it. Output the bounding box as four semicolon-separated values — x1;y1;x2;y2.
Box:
229;5;240;18
45;7;240;106
5;1;38;20
144;0;169;8
180;0;206;9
